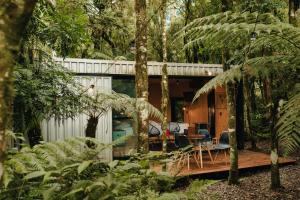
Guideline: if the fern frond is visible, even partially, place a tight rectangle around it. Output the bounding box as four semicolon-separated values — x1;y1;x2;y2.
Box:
277;93;300;155
177;11;300;53
83;90;163;122
245;55;300;78
193;66;242;102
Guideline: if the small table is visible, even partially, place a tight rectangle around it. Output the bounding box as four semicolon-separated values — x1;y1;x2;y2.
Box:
188;135;214;168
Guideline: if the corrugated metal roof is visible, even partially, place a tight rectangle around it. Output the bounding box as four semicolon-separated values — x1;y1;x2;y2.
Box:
54;57;223;77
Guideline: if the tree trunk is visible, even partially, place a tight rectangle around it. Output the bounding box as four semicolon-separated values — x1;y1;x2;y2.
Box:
0;0;37;183
270;107;281;190
227;82;239;185
221;0;233;12
161;0;169;153
193;45;199;63
222;50;239;185
243;73;257;150
85;116;99;138
289;0;300;25
135;0;149;153
236;80;244;150
264;78;281;189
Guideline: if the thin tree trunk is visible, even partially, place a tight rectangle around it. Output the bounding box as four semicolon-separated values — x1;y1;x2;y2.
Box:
161;0;169;153
270;104;281;190
222;50;239;185
243;73;257;150
289;0;296;24
236;80;244;150
264;78;281;189
85;116;99;138
135;0;149;153
0;0;37;183
221;0;233;12
227;82;239;185
289;0;298;25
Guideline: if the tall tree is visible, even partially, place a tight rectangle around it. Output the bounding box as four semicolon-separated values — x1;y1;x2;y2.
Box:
0;0;37;182
135;0;149;153
222;51;239;185
221;0;239;185
160;0;169;153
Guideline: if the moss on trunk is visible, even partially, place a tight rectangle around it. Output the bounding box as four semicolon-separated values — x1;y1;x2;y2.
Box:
226;82;239;185
264;77;281;189
161;0;168;153
135;0;149;153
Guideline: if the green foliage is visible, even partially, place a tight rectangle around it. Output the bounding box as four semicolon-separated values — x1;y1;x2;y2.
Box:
0;138;182;200
239;0;288;21
182;11;300;154
25;0;90;57
277;92;300;155
84;0;135;59
184;179;217;200
13;50;83;146
14;56;82;120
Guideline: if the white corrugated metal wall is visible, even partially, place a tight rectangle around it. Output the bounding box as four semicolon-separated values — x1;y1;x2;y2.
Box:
41;76;112;161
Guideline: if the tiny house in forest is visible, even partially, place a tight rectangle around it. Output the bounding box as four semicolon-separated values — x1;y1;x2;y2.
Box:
42;57;228;160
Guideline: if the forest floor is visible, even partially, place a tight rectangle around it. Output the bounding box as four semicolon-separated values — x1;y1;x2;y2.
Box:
195;140;300;200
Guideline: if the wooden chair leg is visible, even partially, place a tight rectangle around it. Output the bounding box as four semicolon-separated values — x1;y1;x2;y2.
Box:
214;150;219;161
207;149;214;164
199;146;203;168
224;150;227;165
177;154;184;168
193;153;201;168
187;154;190;170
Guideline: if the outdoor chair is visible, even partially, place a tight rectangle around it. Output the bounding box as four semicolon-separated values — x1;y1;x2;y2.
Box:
148;123;161;149
197;129;212;143
168;122;180;134
174;134;201;170
190;129;215;167
213;131;230;162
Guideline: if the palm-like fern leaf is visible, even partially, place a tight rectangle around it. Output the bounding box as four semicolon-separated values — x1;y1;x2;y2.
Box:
177;11;300;53
277;93;300;155
83;90;163;121
193;66;242;102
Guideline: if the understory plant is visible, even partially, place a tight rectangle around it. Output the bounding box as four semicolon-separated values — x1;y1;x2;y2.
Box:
0;137;183;200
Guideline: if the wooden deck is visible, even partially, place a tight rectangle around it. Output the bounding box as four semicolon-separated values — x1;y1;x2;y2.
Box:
153;150;296;177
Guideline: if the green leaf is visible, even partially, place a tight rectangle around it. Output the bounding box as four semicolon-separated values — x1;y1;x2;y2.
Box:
3;171;13;188
85;181;106;192
78;160;93;174
43;171;59;183
63;188;84;198
23;171;46;180
42;183;60;200
108;160;119;169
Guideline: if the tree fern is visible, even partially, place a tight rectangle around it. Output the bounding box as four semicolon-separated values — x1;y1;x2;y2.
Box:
182;12;300;157
185;12;300;99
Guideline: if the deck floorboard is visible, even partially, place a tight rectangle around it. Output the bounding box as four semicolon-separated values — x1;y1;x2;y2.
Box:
153;150;296;177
